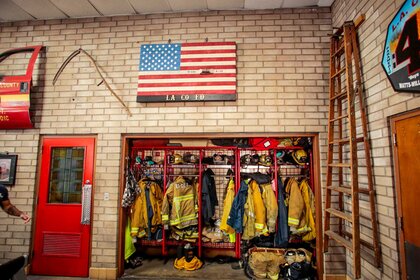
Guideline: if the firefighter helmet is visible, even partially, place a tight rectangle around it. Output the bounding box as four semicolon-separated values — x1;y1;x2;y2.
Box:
293;137;311;149
279;138;293;147
144;156;155;166
276;150;285;164
240;154;252;165
295;248;312;263
169;154;183;164
251;154;260;165
226;155;235;165
292;150;308;165
183;152;198;164
213;153;225;164
259;154;272;166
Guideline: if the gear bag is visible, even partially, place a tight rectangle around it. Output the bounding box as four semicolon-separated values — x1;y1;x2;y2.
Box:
249;138;279;149
283;261;314;280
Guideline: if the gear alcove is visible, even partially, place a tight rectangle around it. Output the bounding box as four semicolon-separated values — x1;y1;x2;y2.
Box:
119;136;320;280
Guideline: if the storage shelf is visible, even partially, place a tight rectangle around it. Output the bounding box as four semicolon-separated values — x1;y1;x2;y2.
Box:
142;164;164;168
240;164;271;169
139;240;162;247
202;242;235;249
166;240;197;246
167;164;199;168
128;143;313;260
203;164;234;169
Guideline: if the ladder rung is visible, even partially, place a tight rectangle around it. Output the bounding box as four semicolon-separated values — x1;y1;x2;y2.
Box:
331;45;344;58
342;230;374;251
326;185;352;194
330;114;348;122
326;208;352;222
328;163;351;168
331;67;346;79
330;138;350;144
329;137;364;145
331;91;347;100
359;188;370;195
325;230;353;251
326;185;372;195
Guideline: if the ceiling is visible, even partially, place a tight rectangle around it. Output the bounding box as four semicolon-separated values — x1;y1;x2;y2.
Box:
0;0;334;22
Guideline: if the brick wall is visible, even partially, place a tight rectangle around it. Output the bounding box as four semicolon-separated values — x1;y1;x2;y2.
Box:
331;0;420;279
0;8;331;270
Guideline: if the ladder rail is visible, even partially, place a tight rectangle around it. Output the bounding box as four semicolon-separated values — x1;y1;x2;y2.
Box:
323;35;337;253
337;38;345;238
349;23;381;267
343;23;361;279
323;17;380;279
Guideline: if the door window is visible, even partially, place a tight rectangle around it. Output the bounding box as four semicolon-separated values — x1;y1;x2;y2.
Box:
48;147;84;204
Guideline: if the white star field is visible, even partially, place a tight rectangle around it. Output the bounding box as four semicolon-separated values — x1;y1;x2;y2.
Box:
140;44;181;71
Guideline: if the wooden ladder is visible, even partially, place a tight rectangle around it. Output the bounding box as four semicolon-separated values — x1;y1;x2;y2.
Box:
323;17;381;279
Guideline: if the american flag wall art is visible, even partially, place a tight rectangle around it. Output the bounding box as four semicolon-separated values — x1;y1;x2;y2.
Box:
137;42;237;102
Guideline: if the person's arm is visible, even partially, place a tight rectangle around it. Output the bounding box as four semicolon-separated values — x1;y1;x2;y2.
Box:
1;199;31;223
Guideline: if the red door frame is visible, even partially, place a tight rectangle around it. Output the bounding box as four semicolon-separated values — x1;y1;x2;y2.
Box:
31;136;95;277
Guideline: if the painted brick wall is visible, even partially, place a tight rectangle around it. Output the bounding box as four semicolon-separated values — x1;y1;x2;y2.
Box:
0;8;332;270
331;0;420;279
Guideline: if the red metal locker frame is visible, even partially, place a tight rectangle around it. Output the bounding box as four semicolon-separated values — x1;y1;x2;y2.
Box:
199;147;238;254
198;149;203;257
130;146;239;258
235;148;241;258
126;142;314;261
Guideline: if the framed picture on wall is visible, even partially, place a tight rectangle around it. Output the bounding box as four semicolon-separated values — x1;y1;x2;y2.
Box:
0;154;17;185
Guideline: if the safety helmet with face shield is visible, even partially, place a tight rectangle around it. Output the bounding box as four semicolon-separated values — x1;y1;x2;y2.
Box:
292;149;308;165
169;154;183;164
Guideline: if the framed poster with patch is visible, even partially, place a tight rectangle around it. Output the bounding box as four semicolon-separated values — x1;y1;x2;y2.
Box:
137;42;237;102
382;0;420;92
0;154;17;185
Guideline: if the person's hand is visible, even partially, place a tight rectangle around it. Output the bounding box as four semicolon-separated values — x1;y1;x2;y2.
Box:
19;213;31;224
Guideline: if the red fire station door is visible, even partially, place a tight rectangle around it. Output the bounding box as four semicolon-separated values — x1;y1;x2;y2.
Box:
31;137;95;277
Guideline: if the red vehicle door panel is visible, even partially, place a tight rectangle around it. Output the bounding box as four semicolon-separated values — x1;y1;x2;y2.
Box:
31;137;95;277
0;45;42;129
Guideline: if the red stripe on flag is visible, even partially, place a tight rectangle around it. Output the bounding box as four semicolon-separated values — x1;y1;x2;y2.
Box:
182;42;236;47
138;81;236;88
181;57;236;63
180;65;236;70
138;73;236;79
136;90;236;96
181;49;235;55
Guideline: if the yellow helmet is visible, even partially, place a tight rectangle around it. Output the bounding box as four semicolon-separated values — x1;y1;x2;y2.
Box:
279;138;293;147
169;154;183;164
259;154;272;166
292;150;308;165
